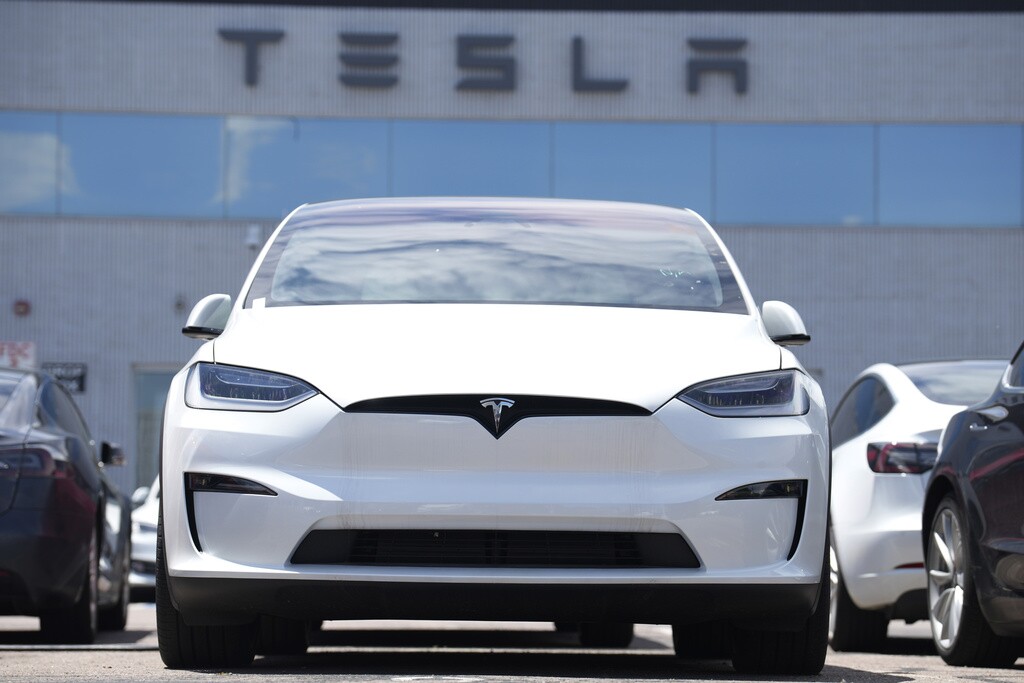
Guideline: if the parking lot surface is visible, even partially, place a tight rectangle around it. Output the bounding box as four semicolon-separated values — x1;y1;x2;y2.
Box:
0;605;1020;682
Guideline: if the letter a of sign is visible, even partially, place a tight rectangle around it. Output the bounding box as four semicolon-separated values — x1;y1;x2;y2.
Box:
686;39;748;94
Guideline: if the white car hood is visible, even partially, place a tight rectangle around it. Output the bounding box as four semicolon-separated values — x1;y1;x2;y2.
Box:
212;304;780;411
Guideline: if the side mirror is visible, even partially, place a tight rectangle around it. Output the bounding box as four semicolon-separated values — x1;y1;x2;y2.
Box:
131;486;150;508
182;293;232;340
100;441;126;467
762;301;811;346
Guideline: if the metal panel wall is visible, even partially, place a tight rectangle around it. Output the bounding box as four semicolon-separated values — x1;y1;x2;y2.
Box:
1;3;1023;121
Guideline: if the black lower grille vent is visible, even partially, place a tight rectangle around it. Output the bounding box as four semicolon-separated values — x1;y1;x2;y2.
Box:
290;530;699;568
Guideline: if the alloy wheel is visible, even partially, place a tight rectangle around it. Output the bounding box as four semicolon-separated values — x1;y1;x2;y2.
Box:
828;542;839;641
927;506;965;652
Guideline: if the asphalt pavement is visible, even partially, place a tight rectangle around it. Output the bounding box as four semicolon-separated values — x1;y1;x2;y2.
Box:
0;605;1021;682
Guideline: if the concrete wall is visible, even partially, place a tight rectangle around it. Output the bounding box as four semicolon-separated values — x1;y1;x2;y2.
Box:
2;4;1023;122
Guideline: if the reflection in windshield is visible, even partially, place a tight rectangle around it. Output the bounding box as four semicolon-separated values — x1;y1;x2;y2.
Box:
902;361;1006;406
248;201;747;313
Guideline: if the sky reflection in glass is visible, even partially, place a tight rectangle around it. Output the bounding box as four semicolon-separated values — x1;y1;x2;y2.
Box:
61;114;222;217
1;110;1021;228
225;117;388;219
0;112;60;214
392;121;549;197
716;124;874;225
553;122;712;215
879;125;1022;226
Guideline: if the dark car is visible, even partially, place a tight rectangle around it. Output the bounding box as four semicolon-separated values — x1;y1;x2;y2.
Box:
922;341;1024;667
0;368;131;643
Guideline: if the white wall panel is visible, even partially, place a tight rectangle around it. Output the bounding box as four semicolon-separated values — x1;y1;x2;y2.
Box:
1;3;1022;122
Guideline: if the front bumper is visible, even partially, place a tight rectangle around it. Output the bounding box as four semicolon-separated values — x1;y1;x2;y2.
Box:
162;369;830;626
172;576;821;630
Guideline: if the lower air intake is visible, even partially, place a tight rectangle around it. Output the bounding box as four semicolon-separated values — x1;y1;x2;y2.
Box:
290;529;699;569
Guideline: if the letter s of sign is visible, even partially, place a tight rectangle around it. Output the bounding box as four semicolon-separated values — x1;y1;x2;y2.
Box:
219;29;285;87
456;35;516;91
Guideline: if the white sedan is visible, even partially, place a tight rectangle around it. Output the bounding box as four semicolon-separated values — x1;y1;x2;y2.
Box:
129;478;159;601
158;197;830;673
828;360;1005;652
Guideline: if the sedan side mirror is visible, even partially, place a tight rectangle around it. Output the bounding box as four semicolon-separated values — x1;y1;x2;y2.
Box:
100;441;126;467
762;301;811;346
131;486;150;508
182;293;232;340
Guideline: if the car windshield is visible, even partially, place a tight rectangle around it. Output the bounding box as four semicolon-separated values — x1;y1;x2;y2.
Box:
246;201;747;313
901;360;1006;406
0;374;35;430
0;378;16;414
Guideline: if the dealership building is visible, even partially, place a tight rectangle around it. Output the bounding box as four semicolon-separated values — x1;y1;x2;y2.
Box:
1;0;1022;495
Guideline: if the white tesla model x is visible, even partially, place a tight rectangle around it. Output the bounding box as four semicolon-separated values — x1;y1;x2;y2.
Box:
158;197;830;673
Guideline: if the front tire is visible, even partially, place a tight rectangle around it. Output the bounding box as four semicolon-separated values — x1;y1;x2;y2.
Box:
255;615;309;656
829;540;888;652
927;495;1020;668
731;546;829;675
156;515;257;669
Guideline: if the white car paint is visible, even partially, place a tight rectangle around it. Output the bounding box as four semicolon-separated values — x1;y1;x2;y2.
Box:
129;478;159;591
159;198;831;669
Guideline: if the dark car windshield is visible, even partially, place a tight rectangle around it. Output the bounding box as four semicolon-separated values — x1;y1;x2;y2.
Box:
0;374;35;430
0;377;17;414
246;201;747;313
901;360;1006;406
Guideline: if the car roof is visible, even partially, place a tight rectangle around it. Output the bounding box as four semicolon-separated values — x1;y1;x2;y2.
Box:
292;196;708;229
894;359;1005;373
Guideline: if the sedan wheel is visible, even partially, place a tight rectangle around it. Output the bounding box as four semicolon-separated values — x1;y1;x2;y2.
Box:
927;495;1019;667
829;539;887;652
40;526;98;644
99;539;130;631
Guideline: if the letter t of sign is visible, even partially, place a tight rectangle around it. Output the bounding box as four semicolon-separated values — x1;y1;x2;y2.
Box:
219;29;285;87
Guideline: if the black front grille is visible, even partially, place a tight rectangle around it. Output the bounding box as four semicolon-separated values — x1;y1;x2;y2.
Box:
344;394;650;438
290;529;699;568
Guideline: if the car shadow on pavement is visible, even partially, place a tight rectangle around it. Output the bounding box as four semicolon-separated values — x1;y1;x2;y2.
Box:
212;628;916;682
243;650;917;682
880;636;936;656
0;627;154;646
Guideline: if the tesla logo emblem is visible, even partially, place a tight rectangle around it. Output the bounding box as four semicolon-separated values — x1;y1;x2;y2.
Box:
480;397;515;431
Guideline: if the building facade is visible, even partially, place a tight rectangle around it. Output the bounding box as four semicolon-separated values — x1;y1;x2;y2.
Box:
1;0;1022;493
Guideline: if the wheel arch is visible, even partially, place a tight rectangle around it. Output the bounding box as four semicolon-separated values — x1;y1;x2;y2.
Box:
921;475;956;555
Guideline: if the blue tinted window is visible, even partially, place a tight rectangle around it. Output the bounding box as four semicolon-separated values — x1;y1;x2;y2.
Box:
553;122;712;215
225;117;388;219
0;112;59;214
879;125;1022;226
60;114;222;217
392;121;549;197
716;125;874;225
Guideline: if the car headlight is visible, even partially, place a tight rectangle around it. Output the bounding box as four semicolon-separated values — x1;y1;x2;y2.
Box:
677;370;810;417
184;363;317;412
